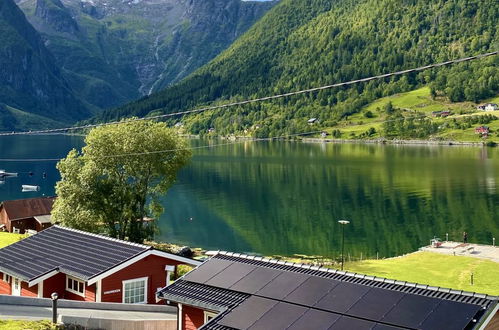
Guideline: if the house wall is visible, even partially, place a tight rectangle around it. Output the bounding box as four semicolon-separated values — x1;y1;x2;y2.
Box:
10;218;37;234
43;272;96;301
0;208;9;232
101;255;182;304
0;272;11;295
183;305;205;330
21;282;38;297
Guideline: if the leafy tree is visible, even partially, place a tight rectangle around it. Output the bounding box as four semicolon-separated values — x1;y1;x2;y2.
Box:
52;120;191;243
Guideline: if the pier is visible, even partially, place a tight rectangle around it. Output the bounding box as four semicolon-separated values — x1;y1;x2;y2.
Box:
420;241;499;263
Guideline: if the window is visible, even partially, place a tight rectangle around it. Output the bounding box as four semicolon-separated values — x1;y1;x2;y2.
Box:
122;277;148;304
2;273;11;283
66;276;85;297
204;311;217;324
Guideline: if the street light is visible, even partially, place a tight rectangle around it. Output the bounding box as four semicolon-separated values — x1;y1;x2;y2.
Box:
338;220;350;271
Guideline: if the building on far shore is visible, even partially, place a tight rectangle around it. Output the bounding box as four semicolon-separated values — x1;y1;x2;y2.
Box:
0;197;55;233
158;252;499;330
477;103;499;111
0;226;200;303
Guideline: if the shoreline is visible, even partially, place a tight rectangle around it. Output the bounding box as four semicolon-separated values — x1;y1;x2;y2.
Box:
211;134;495;147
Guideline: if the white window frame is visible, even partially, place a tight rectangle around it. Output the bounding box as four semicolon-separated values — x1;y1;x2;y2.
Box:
66;275;85;297
122;276;148;304
204;311;218;324
3;273;11;284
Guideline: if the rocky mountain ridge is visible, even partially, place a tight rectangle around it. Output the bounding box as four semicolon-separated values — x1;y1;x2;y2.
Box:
0;0;90;130
15;0;276;111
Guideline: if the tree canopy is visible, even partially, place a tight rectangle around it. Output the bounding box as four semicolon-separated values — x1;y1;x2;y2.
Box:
93;0;498;138
52;120;191;243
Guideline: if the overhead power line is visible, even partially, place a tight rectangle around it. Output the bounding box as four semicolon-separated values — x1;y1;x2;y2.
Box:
0;130;325;162
0;111;437;163
0;51;496;137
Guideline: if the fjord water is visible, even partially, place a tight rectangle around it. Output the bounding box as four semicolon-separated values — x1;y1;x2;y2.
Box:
0;135;497;258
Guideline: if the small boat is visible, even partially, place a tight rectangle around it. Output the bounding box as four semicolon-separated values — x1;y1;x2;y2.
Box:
0;170;18;178
22;185;40;192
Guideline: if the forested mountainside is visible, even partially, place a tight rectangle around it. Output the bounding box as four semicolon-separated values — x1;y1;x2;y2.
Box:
15;0;276;111
95;0;498;138
0;0;90;130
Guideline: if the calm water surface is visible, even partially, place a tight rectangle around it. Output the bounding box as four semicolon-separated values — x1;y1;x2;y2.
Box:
0;135;497;258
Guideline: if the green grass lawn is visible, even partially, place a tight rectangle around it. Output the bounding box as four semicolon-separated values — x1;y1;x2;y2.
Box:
345;252;499;296
0;232;25;248
0;320;55;330
318;87;499;142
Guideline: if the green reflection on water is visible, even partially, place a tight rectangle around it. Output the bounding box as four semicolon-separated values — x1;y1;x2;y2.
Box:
0;136;497;258
158;141;498;258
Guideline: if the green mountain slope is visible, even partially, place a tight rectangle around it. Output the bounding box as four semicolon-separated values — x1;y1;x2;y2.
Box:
0;0;90;128
16;0;276;111
94;0;498;138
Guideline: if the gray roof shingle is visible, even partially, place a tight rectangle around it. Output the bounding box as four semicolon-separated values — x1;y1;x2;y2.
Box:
0;226;149;281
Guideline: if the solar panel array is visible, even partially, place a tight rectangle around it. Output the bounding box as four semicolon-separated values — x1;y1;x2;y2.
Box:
183;257;484;330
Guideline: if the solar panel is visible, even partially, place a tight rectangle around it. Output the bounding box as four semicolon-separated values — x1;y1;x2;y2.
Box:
372;324;405;330
217;296;278;329
248;302;308;330
256;271;311;300
287;308;341;330
285;276;340;306
229;266;282;294
347;287;405;321
205;262;257;288
381;294;441;328
329;316;376;330
420;300;481;330
314;282;371;313
182;258;233;284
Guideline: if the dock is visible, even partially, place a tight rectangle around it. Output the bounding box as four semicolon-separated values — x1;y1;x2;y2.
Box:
420;241;499;263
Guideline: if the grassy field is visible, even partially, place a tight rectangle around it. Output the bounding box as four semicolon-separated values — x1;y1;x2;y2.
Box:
346;252;499;296
0;232;25;248
0;320;55;330
321;87;499;142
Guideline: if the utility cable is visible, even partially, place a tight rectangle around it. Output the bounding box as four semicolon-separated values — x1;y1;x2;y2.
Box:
0;111;439;163
0;51;496;137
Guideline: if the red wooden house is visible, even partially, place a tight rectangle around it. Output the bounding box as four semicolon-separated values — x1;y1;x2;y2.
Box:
158;252;499;330
0;197;55;233
0;226;200;304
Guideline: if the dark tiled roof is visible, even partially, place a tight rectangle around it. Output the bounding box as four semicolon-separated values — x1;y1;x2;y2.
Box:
0;226;149;281
158;252;498;330
1;197;55;220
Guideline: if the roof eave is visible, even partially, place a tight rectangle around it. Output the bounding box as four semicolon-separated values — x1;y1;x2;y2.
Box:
87;249;201;286
28;269;59;287
0;266;30;282
477;300;499;330
161;292;226;313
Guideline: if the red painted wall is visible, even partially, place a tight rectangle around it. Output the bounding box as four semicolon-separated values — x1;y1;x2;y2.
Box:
0;272;11;295
21;282;38;297
0;208;10;232
43;273;96;301
43;273;65;299
101;255;182;304
183;305;205;330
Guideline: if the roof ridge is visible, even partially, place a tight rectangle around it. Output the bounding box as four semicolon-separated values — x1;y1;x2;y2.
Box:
215;251;498;301
52;225;151;250
2;196;56;203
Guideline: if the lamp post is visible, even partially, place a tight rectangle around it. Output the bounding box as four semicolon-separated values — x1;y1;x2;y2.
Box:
338;220;350;271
